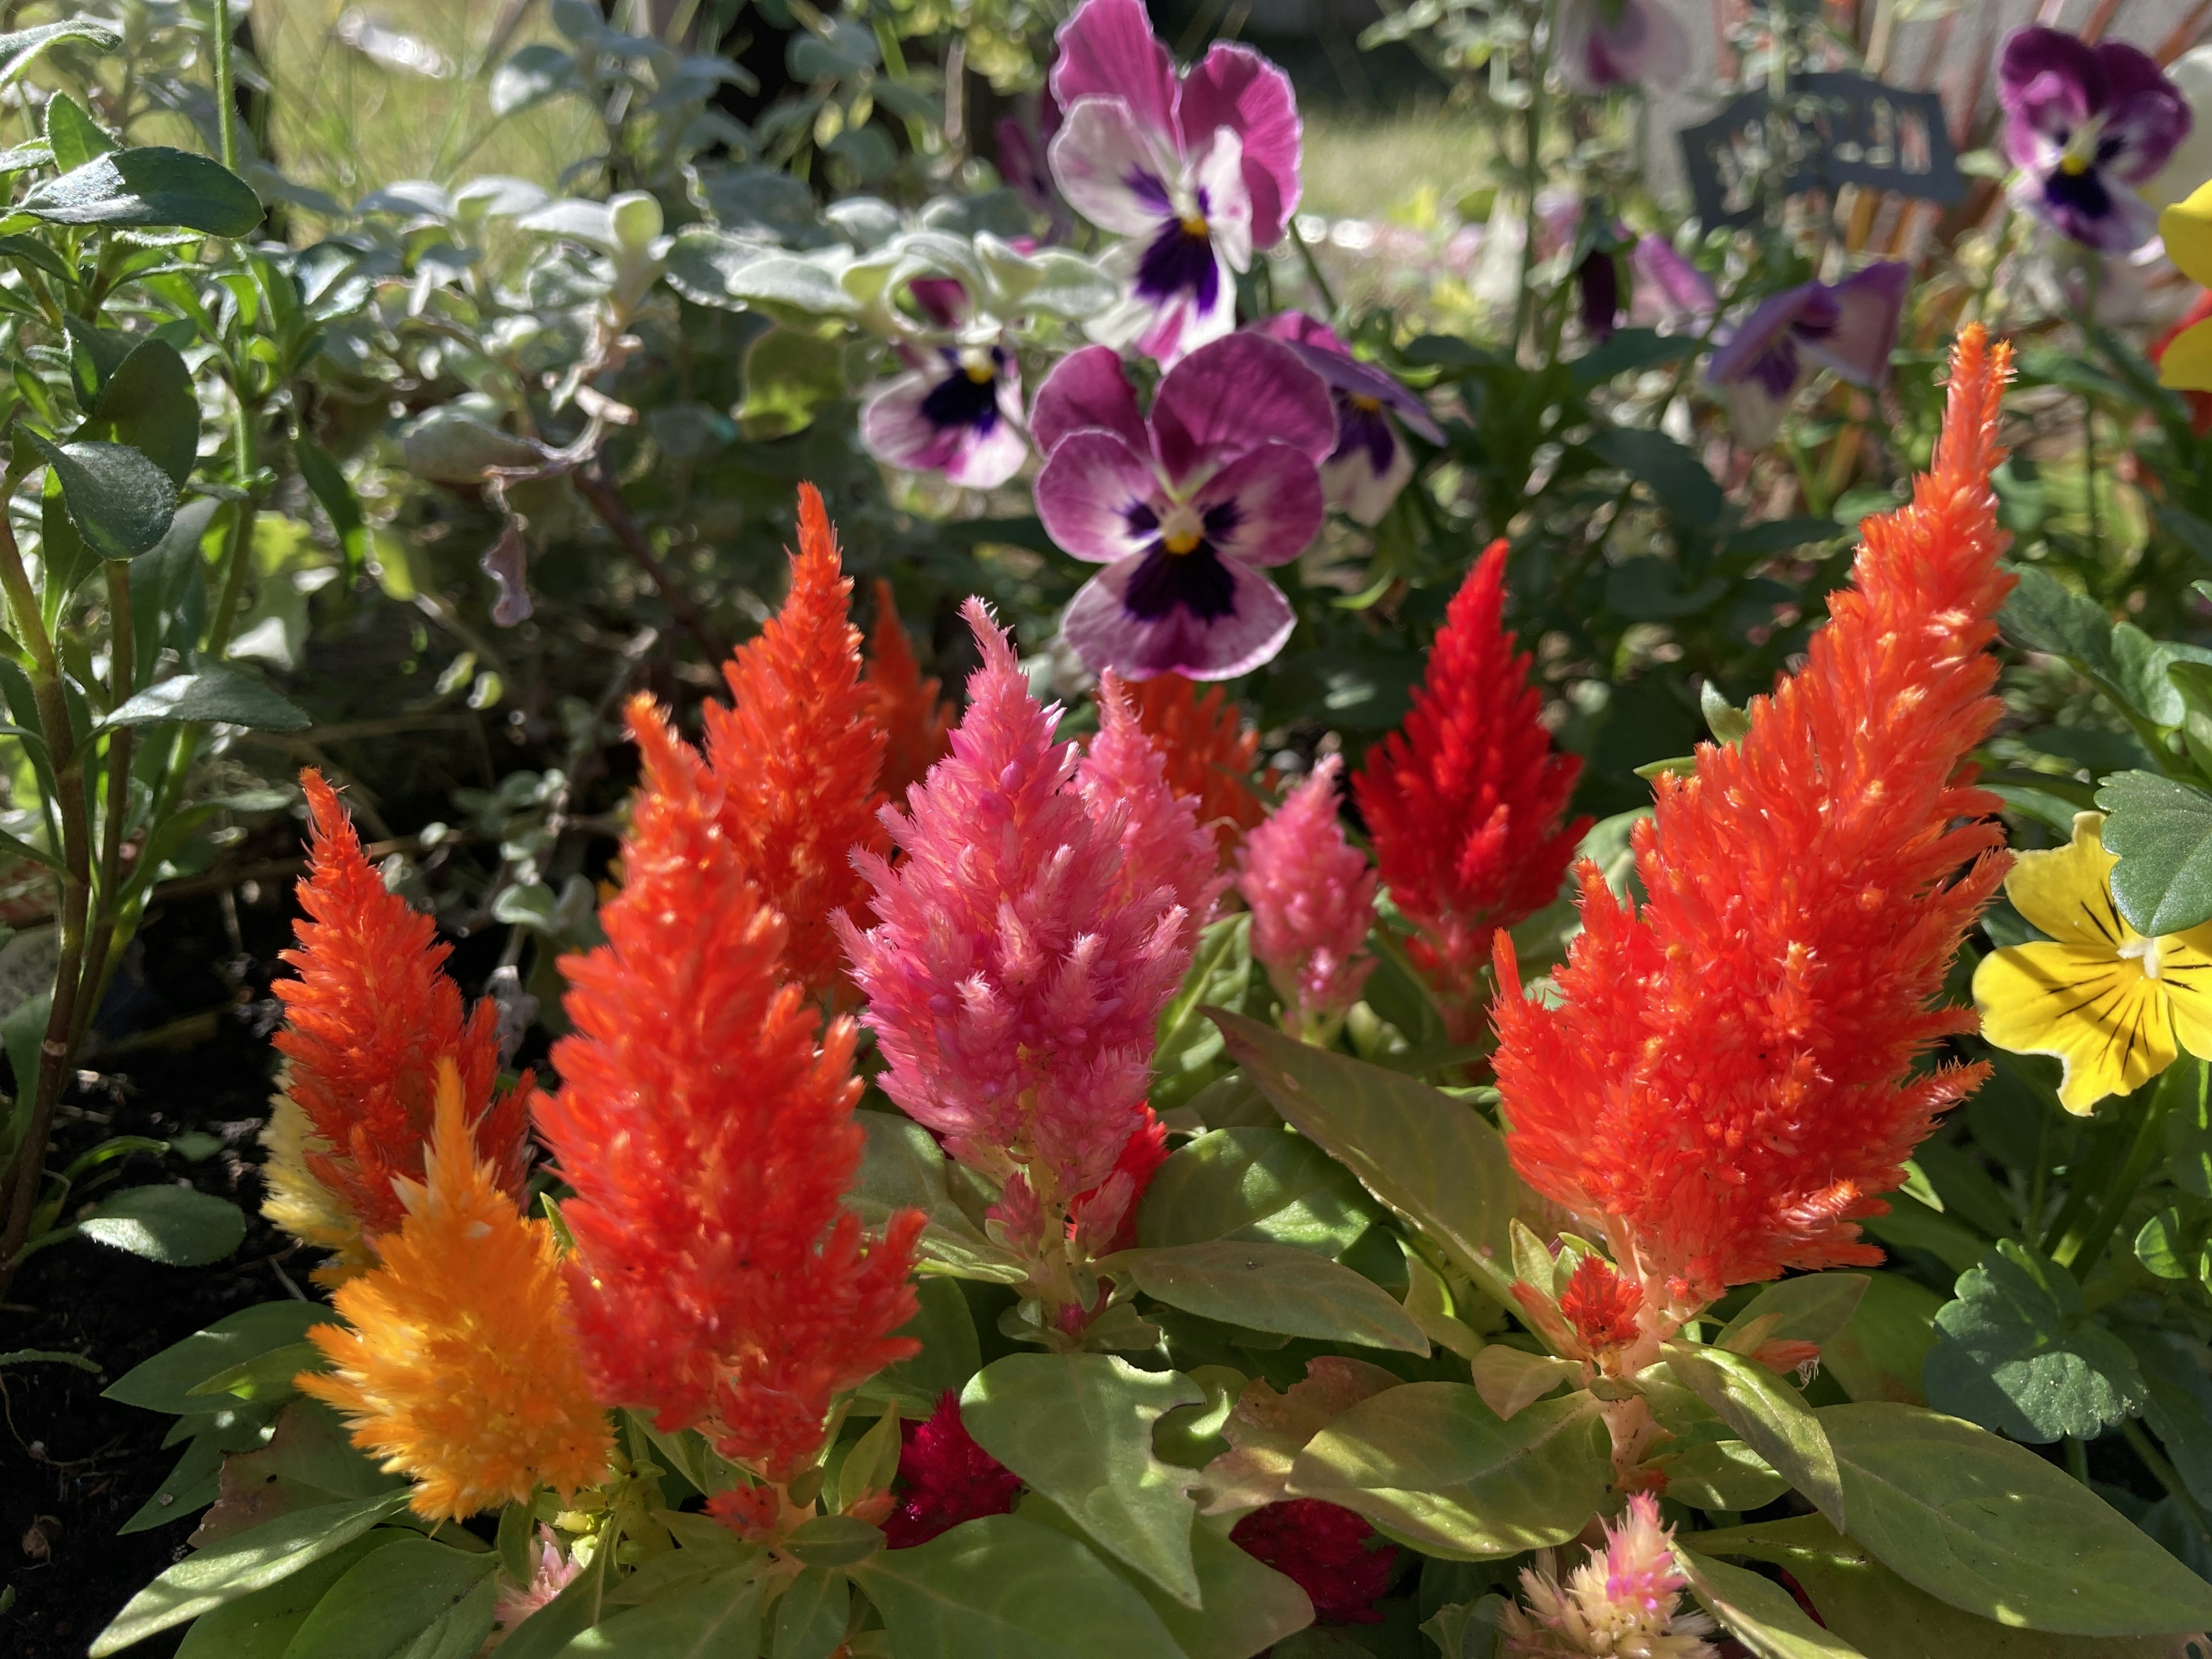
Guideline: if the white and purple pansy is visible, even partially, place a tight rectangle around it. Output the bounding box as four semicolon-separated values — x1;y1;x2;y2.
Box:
1046;0;1302;368
1999;26;2191;254
858;278;1028;490
1032;335;1334;680
1705;262;1908;449
1254;312;1444;526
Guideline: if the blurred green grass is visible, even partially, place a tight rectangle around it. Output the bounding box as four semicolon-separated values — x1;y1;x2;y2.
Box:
1297;101;1493;223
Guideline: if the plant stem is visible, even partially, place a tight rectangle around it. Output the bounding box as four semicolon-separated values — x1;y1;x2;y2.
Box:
1287;219;1338;316
213;0;239;171
2123;1419;2212;1533
70;561;134;1055
574;459;727;660
2054;1055;2191;1281
2080;253;2103;567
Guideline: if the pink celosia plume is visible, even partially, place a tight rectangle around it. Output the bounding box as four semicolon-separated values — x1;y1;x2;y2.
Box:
1236;755;1378;1039
839;601;1206;1213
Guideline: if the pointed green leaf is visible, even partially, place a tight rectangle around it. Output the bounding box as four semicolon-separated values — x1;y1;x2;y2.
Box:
102;663;310;732
18;146;263;235
24;430;175;560
1716;1274;1869;1354
44;93;116;173
769;1567;846;1659
1662;1341;1843;1529
173;1532;406;1659
560;1569;763;1657
106;1302;334;1414
275;1537;498;1659
1137;1127;1376;1257
2096;772;2212;937
1676;1547;1869;1658
80;1184;246;1265
1821;1272;1944;1406
847;1113;1026;1283
1285;1384;1608;1560
961;1353;1203;1605
1112;1240;1428;1353
84;337;199;487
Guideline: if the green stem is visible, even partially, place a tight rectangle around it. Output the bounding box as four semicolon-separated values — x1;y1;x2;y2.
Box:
70;561;134;1055
2054;1055;2191;1281
2079;253;2103;567
213;0;239;171
1287;219;1338;317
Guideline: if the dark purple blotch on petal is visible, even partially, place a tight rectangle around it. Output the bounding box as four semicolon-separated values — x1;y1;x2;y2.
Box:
918;349;1008;436
1332;396;1399;475
1125;543;1237;622
1136;213;1221;310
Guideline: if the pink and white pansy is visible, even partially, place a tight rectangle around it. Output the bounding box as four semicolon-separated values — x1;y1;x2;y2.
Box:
1033;335;1334;680
859;276;1028;489
1046;0;1302;367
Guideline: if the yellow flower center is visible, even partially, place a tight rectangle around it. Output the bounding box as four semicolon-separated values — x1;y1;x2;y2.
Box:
1349;393;1382;414
2060;151;2092;176
2058;120;2104;177
964;360;995;384
1180;213;1209;238
2118;934;2164;979
1159;501;1205;555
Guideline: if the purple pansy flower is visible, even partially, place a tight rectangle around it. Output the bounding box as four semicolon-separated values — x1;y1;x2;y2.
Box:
1254;312;1444;526
859;279;1028;489
1706;262;1908;448
1630;234;1718;331
1555;0;1691;93
2000;26;2191;253
1046;0;1302;367
1032;334;1334;679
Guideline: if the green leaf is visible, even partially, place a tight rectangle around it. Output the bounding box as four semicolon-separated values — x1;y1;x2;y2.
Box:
103;663;312;732
294;437;367;578
784;1516;884;1568
1113;1240;1428;1353
1820;1402;2212;1634
1924;1239;2146;1443
276;1538;498;1659
1675;1547;1869;1658
173;1532;404;1659
1695;1514;2197;1657
24;430;175;560
44;93;116;173
90;1491;411;1654
1861;1190;1988;1275
1821;1273;1944;1406
770;1567;846;1659
1660;1435;1790;1512
0;1346;99;1371
106;1302;334;1415
496;1532;613;1659
0;20;122;88
188;1341;325;1403
79;1184;246;1265
1152;915;1254;1111
1589;426;1724;528
2169;1054;2212;1198
1137;1127;1375;1257
850;1513;1187;1658
846;1113;1026;1283
2096;772;2212;937
18;146;262;234
1717;1274;1870;1354
1285;1384;1608;1560
2122;1330;2212;1512
82;338;199;488
961;1353;1203;1605
1213;1011;1520;1303
2000;565;2120;679
561;1569;763;1657
1662;1342;1844;1529
737;325;847;440
868;1277;980;1412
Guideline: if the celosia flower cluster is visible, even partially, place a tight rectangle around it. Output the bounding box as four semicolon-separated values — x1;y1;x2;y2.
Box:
865;577;956;803
1354;540;1588;1041
702;483;887;994
1493;327;2016;1312
883;1392;1024;1548
840;603;1217;1234
1124;671;1270;863
300;1060;612;1521
1498;1495;1717;1658
535;694;923;1480
1229;1498;1398;1624
1238;755;1378;1040
263;770;530;1279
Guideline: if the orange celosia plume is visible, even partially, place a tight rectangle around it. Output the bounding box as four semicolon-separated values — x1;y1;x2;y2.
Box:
267;771;529;1262
537;694;923;1481
702;484;888;994
864;577;955;802
1124;672;1269;863
1493;327;2017;1311
300;1060;612;1521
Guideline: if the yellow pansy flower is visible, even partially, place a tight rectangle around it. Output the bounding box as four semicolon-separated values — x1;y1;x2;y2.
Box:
1974;812;2212;1113
2158;180;2212;391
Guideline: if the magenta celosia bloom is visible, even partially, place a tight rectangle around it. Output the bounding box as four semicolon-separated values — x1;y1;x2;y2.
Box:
838;600;1209;1213
1237;755;1378;1040
2001;27;2190;253
1082;669;1230;937
1047;0;1302;365
1252;312;1443;526
1032;335;1335;681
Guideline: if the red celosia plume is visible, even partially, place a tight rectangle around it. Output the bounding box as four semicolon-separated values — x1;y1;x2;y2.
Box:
1353;542;1588;1040
1558;1256;1643;1355
882;1392;1022;1548
1493;327;2017;1310
702;484;887;994
1230;1498;1398;1623
864;578;956;802
1124;672;1269;863
536;695;923;1480
275;771;528;1242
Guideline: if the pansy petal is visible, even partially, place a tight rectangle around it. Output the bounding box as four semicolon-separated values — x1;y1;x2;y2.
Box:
1279;340;1444;442
1191;441;1326;567
1176;43;1302;248
1051;96;1181;238
2099;82;2194;183
861;371;968;475
1036;430;1162;565
1254;309;1349;353
1032;344;1149;457
1063;554;1297;680
1556;0;1690;92
1794;261;1908;388
1153;334;1337;482
2161;926;2212;1060
1051;0;1178;147
1630;234;1718;328
1974;941;2176;1113
1324;417;1414;526
1190;127;1254;272
1707;283;1817;385
2001;28;2101;157
2003;812;2140;949
1085;248;1238;369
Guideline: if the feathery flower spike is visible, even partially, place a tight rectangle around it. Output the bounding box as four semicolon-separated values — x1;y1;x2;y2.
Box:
1354;541;1589;1041
702;483;887;994
264;770;528;1278
298;1060;612;1521
1498;1494;1718;1657
840;601;1202;1227
538;695;922;1480
1238;755;1378;1041
864;578;956;804
1126;672;1270;863
1493;327;2016;1313
1084;669;1230;943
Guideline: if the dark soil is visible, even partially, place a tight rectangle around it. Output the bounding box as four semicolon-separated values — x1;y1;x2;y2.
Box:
1;885;300;1659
